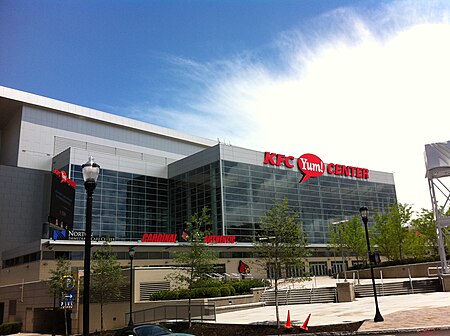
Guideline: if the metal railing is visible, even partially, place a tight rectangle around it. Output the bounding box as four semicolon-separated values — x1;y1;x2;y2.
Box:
125;303;216;324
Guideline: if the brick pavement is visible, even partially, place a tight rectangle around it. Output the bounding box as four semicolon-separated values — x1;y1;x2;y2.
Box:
358;306;450;333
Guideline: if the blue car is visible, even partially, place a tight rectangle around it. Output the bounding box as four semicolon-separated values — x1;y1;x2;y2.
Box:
115;324;195;336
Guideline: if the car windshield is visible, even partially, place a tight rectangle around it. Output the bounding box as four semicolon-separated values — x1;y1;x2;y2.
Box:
134;325;171;336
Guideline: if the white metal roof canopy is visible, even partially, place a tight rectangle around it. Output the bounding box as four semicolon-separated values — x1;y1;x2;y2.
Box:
424;141;450;273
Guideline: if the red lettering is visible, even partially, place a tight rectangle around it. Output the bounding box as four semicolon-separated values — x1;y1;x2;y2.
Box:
335;164;342;175
356;168;363;178
327;163;335;174
342;166;350;177
263;152;276;165
363;169;369;179
204;235;236;244
276;154;285;167
142;233;148;242
285;156;294;168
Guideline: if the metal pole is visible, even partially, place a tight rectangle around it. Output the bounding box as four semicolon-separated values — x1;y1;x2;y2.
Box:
128;255;134;326
83;182;95;336
339;228;347;282
361;214;384;322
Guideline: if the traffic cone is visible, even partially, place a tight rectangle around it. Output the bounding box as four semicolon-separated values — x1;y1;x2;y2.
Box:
300;313;311;331
284;310;293;329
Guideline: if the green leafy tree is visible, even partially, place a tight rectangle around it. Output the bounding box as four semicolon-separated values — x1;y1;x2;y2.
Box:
328;216;367;266
373;203;413;261
168;207;217;327
46;258;72;336
406;208;438;258
90;242;125;332
253;199;308;328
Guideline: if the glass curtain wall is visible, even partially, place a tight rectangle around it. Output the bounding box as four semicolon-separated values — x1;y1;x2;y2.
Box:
71;164;169;240
169;161;222;236
222;160;397;244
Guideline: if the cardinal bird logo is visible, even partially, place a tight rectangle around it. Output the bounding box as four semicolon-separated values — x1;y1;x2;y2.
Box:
181;231;189;241
238;260;250;274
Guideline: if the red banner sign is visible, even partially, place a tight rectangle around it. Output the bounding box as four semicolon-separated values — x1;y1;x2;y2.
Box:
140;233;236;244
141;233;177;243
204;235;236;244
53;169;76;188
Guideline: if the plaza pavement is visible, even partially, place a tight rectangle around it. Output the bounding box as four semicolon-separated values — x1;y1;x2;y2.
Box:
215;276;450;334
10;277;450;335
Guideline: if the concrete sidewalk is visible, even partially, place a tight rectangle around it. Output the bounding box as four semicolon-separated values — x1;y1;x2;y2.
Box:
216;290;450;334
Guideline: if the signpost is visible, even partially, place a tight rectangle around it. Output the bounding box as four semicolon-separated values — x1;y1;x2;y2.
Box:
60;289;76;309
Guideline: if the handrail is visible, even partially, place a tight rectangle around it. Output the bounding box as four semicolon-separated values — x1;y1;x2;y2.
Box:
408;267;414;294
125;303;216;324
380;270;385;296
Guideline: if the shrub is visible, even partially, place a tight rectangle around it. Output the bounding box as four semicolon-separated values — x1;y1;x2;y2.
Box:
219;286;231;296
176;288;191;299
227;285;236;296
203;287;221;298
192;279;222;288
0;322;22;335
150;290;178;301
148;279;268;300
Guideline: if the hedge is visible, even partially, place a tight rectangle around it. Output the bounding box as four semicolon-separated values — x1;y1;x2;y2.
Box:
149;279;267;301
0;322;22;335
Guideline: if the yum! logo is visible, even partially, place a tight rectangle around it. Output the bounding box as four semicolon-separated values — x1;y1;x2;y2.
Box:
264;152;369;183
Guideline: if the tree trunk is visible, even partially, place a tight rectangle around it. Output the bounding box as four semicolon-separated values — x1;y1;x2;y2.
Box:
275;264;280;328
100;302;104;333
188;267;194;327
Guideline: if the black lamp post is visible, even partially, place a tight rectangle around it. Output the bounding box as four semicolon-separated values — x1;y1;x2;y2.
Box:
82;156;100;336
128;247;135;326
359;206;384;322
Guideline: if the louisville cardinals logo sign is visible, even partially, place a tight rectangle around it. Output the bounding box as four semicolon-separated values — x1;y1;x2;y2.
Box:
238;260;250;274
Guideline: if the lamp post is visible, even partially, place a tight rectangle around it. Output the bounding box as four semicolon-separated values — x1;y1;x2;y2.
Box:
359;206;383;322
128;247;135;326
82;156;100;336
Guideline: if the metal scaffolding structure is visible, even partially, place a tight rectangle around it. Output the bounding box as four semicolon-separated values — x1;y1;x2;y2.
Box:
424;141;450;274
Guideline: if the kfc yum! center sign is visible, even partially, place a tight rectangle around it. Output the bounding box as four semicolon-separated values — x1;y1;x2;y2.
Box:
263;152;369;183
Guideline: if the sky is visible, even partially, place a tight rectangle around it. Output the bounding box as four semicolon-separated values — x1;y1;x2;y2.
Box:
1;0;450;214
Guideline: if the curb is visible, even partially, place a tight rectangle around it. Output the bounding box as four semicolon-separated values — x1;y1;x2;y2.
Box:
355;324;450;334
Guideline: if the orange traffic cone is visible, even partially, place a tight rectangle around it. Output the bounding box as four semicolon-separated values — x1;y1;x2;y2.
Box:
300;313;311;331
284;310;293;329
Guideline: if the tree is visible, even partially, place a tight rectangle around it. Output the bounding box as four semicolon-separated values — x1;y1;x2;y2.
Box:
373;203;413;261
253;199;308;328
47;258;72;336
329;216;367;268
90;242;125;332
168;207;217;327
406;208;438;258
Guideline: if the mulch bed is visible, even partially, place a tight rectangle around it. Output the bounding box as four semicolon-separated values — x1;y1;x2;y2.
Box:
164;321;364;336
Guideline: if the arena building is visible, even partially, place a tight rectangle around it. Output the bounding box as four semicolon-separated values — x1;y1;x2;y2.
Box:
0;86;397;331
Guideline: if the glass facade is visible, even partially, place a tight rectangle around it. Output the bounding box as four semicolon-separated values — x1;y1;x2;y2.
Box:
68;153;396;244
71;164;169;240
169;161;222;236
222;160;396;243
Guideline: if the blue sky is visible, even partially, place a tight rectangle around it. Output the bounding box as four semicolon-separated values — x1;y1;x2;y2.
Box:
2;0;450;213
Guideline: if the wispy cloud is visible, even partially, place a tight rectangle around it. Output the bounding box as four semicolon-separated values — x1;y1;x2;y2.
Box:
130;0;450;211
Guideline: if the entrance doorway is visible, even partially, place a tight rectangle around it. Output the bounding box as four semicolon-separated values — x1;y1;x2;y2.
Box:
309;262;328;276
33;308;71;334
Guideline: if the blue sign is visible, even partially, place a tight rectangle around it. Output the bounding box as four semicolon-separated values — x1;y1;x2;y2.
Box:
60;289;76;309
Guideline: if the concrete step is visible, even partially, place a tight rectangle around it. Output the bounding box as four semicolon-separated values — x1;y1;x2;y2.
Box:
355;279;441;298
261;287;336;305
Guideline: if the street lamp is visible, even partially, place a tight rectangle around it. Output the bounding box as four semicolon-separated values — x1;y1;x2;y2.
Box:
82;156;100;336
359;206;384;322
128;247;135;326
